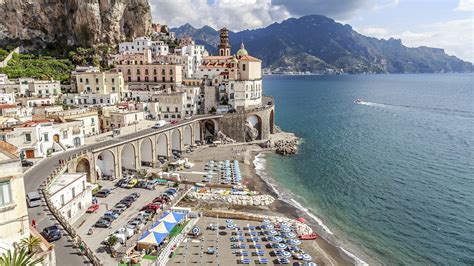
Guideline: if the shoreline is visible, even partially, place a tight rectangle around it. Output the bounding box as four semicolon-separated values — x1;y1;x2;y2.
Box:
179;131;371;265
250;151;370;266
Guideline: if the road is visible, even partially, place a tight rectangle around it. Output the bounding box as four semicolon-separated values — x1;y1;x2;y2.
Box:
22;115;220;265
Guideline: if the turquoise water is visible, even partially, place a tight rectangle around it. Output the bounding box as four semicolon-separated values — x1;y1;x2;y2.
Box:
262;74;474;265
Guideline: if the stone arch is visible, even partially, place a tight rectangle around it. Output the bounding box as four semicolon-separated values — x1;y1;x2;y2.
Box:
194;122;202;143
121;143;136;175
270;109;275;134
184;125;192;147
171;128;182;152
156;133;168;158
246;115;263;141
76;157;92;182
96;150;115;179
202;119;218;143
140;137;153;167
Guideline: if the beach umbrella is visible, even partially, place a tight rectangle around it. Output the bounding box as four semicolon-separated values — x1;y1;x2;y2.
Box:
269;230;278;235
289;239;301;246
297;217;306;223
282;251;291;258
227;224;235;229
263;219;271;224
281;227;291;233
277;243;287;250
305;262;317;266
302;254;312;261
264;224;274;229
226;219;233;224
280;222;289;227
192;226;200;235
273;236;283;243
287;232;297;239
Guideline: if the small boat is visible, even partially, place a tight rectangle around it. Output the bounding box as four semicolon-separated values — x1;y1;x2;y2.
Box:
354;99;363;103
299;233;319;240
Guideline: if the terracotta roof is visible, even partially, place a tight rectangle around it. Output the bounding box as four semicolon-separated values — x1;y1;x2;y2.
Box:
19;119;53;128
204;56;233;60
238;55;261;62
0;104;17;109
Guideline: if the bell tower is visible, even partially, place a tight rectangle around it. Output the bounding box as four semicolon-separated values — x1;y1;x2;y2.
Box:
218;27;231;56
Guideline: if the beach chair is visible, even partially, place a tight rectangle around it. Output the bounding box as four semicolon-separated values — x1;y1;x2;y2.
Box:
241;258;251;264
259;258;269;264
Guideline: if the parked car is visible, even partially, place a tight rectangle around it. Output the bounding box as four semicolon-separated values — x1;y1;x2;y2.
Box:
141;203;160;211
114;227;134;239
26;191;41;208
41;225;62;242
95;219;111;228
130;192;141;199
95;189;111;198
123;196;136;202
146;180;159;190
127;219;145;230
116;178;129;187
21;160;34;167
114;204;128;212
170;120;178;124
137;180;147;188
126;179;138;189
104;210;119;220
86;203;100;213
119;199;133;208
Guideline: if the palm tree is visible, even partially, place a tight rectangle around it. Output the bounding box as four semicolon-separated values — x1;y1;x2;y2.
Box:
20;235;42;254
0;247;43;266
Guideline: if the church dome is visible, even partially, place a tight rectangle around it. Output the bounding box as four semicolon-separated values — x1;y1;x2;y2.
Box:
236;42;248;56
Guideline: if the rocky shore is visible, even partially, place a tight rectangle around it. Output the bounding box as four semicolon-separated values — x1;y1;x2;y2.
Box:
260;132;299;155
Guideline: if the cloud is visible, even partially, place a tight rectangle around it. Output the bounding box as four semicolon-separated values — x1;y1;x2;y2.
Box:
355;19;474;62
455;0;474;11
149;0;395;30
149;0;291;31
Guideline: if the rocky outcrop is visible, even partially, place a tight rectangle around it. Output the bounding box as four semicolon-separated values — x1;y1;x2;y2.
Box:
245;121;259;142
216;131;236;144
275;138;298;155
0;0;152;48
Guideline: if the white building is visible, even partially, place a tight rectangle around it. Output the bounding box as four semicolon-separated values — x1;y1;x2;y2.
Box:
119;37;169;56
48;173;94;224
47;109;100;136
0;149;30;251
61;93;120;108
27;80;61;98
0;93;15;104
0;119;84;158
0;74;7;84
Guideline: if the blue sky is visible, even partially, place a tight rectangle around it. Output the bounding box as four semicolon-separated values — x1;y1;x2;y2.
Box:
149;0;474;62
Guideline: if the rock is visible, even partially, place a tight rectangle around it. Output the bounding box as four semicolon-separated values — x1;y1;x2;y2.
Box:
216;131;236;144
0;0;152;47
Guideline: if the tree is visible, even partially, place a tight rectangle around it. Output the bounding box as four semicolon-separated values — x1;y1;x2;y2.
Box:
209;107;217;114
20;235;42;254
0;247;44;266
104;235;118;255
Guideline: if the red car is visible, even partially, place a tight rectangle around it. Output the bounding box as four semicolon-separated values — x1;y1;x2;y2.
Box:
86;203;100;213
152;196;168;203
141;203;160;211
170;120;178;124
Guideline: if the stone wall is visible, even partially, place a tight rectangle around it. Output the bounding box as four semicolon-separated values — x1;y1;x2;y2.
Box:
219;97;275;142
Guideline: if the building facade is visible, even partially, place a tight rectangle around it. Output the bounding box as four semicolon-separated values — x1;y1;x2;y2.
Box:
48;173;93;224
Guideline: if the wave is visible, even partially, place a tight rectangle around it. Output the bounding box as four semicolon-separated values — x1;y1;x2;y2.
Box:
356;100;474;118
252;153;369;266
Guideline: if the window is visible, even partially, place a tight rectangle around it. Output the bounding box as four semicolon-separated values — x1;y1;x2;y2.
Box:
100;99;104;103
95;78;99;84
0;181;12;206
60;194;65;206
242;64;246;71
96;87;100;92
175;107;178;112
85;78;89;84
63;131;68;139
112;87;116;92
112;78;115;83
43;133;49;141
72;187;76;198
25;133;31;142
79;78;83;83
93;99;96;104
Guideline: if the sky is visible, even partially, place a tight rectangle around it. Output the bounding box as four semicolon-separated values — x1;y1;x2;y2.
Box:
149;0;474;62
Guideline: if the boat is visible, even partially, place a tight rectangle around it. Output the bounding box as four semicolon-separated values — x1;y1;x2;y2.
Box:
299;233;319;240
354;99;363;104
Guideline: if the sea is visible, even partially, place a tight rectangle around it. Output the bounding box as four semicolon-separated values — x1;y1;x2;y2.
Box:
256;74;474;265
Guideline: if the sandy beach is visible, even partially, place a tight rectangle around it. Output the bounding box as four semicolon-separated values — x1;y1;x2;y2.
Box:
176;132;355;266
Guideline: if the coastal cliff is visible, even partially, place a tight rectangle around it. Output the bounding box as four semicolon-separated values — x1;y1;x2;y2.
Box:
0;0;153;48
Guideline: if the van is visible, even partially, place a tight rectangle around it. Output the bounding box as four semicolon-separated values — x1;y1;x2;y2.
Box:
152;120;167;129
27;192;41;208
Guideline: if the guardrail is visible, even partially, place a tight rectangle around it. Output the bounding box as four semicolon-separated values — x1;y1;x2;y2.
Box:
40;150;102;266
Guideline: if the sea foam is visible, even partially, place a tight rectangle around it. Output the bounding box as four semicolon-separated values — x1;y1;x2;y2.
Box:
253;152;369;266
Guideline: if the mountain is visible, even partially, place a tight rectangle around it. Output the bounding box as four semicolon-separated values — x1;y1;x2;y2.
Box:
172;15;472;74
0;0;153;48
